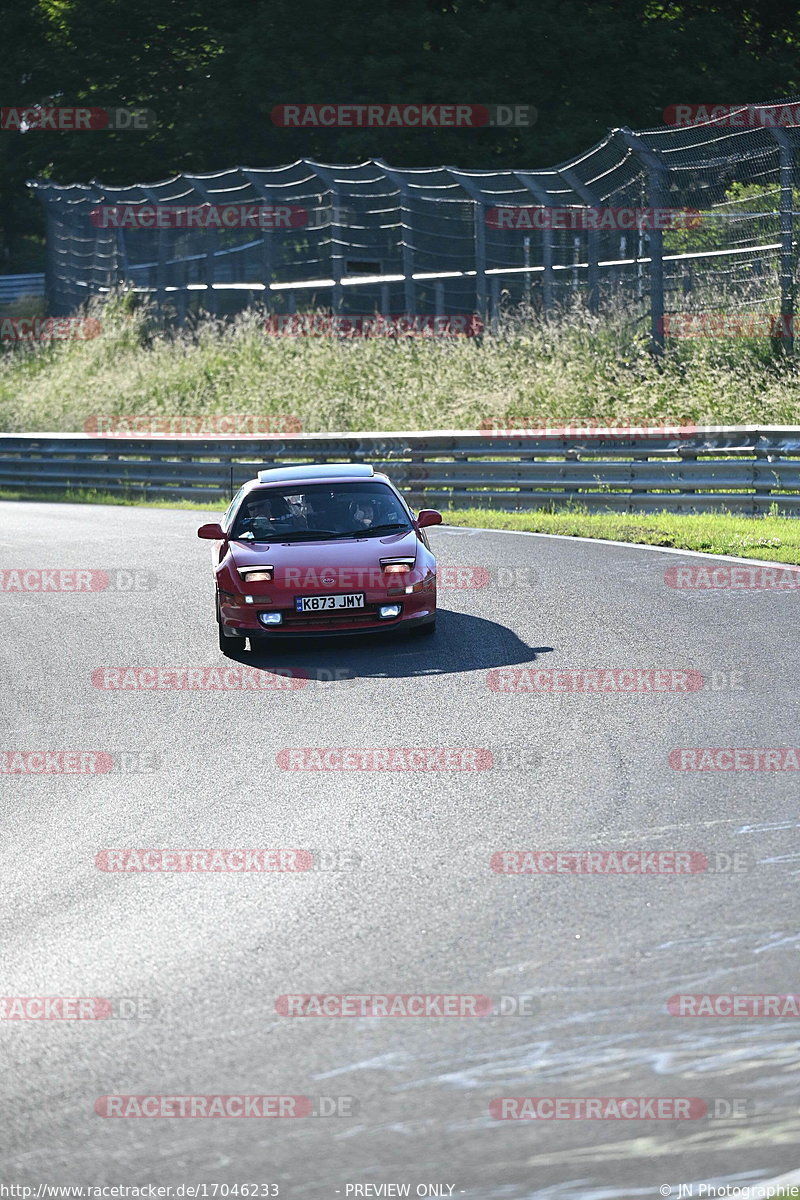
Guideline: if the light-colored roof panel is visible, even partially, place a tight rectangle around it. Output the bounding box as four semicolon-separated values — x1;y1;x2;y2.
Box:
256;463;374;483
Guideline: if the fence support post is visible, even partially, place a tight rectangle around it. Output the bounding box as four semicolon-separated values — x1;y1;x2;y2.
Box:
241;170;275;317
621;129;669;355
474;203;488;324
434;280;445;317
770;128;795;355
558;165;600;312
444;170;489;324
138;186;170;316
375;162;416;315
180;178;218;318
515;172;556;313
307;162;344;314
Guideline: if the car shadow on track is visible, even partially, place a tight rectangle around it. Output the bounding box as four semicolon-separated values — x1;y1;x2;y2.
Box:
224;608;552;680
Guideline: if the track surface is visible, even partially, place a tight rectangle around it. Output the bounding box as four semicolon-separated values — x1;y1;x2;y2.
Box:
1;501;799;1198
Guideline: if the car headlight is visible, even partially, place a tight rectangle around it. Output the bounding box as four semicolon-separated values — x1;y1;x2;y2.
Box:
239;567;274;583
381;558;415;574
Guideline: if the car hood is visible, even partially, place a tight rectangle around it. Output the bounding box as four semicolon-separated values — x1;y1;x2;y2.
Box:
228;529;419;569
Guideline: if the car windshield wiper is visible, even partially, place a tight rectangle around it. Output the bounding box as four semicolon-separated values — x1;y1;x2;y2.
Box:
233;527;336;543
338;522;412;538
274;528;339;541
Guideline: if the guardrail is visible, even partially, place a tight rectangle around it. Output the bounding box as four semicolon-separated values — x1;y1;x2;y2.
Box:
0;273;46;304
1;427;800;514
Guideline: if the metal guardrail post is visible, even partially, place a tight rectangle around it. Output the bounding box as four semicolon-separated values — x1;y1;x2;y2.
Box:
769;128;795;355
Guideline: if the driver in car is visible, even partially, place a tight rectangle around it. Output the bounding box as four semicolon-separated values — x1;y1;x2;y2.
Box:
245;493;307;534
352;499;376;529
350;495;406;530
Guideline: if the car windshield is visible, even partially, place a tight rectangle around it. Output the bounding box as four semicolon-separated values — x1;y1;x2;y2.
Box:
230;481;413;542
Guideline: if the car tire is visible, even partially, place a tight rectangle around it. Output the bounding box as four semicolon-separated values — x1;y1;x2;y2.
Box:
416;618;437;635
218;625;247;653
216;595;247;654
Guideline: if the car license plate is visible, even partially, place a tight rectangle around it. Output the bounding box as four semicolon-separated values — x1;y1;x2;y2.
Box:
294;592;365;612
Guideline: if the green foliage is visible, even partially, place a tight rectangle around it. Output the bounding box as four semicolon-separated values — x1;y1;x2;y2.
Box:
2;294;800;433
4;1;800;264
664;181;794;254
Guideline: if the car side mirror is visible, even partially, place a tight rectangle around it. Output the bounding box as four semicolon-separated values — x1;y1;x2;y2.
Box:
197;522;225;540
416;509;443;528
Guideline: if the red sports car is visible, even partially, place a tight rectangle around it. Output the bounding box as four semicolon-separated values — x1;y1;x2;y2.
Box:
197;463;442;651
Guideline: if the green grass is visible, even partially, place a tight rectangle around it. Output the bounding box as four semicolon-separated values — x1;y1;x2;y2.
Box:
2;292;800;433
443;505;800;562
3;487;799;563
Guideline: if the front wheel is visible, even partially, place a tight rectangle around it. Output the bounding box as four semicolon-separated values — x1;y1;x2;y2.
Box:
416;618;437;636
218;624;246;653
216;595;246;654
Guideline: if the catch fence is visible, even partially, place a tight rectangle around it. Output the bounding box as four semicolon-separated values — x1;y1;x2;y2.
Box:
28;100;800;351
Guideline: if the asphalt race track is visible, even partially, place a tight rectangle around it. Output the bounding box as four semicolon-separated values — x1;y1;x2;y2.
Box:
1;500;799;1199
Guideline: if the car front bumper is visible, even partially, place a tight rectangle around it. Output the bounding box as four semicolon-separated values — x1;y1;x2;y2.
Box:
218;580;435;637
244;609;436;638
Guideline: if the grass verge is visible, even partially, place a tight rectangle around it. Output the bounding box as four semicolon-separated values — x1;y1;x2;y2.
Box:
2;487;799;563
2;293;800;433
